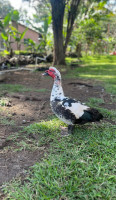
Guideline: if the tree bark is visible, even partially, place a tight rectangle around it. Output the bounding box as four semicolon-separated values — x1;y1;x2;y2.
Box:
50;0;81;65
76;42;82;57
50;0;65;65
64;0;81;54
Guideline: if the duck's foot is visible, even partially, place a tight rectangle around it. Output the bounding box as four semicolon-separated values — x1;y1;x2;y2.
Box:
60;126;69;136
68;125;74;134
60;125;74;136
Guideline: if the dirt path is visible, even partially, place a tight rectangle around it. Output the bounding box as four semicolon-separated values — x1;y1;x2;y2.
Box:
0;70;115;196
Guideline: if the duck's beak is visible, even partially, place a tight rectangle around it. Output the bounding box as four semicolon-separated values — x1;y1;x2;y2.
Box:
42;70;49;76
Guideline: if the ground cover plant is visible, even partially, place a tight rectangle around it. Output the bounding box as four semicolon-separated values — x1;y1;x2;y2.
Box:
0;56;116;200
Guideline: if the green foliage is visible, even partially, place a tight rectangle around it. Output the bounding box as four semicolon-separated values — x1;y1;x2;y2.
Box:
0;98;10;106
0;50;9;57
24;0;52;54
0;10;20;51
3;12;12;27
32;15;52;53
70;1;115;55
1;32;8;41
11;10;20;21
24;38;39;53
9;25;28;50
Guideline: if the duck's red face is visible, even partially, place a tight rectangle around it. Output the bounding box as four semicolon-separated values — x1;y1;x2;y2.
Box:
43;68;56;79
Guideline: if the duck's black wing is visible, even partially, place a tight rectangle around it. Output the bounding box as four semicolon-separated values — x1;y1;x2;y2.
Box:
51;97;103;125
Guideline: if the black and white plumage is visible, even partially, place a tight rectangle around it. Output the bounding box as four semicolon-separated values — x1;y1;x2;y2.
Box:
43;67;103;134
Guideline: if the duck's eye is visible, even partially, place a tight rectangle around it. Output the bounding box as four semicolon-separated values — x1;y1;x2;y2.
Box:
49;70;53;72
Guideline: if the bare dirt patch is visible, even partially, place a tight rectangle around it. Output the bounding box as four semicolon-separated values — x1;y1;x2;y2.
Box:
0;70;115;196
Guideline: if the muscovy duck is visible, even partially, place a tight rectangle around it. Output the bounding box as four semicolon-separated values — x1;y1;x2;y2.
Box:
43;67;103;134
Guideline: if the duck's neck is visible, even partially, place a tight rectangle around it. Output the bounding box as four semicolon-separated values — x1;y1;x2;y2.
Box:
50;79;64;101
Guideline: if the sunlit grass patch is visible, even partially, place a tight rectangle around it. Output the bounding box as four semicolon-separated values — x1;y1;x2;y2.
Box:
0;98;10;106
23;119;66;146
24;118;64;134
80;55;116;64
66;55;116;95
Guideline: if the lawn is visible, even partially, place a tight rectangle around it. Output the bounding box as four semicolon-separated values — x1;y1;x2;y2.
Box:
66;55;116;94
2;55;116;200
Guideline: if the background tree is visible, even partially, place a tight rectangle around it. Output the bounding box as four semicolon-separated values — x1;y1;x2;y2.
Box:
50;0;81;65
0;0;13;18
68;0;115;56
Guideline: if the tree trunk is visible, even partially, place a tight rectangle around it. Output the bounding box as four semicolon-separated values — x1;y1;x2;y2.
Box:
76;43;82;57
50;0;65;65
50;0;81;65
64;0;81;54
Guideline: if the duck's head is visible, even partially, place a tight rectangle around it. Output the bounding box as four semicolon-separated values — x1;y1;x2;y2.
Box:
43;67;61;80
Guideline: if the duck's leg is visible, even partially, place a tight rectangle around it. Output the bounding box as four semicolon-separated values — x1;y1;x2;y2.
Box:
60;126;68;136
68;125;74;134
60;125;74;136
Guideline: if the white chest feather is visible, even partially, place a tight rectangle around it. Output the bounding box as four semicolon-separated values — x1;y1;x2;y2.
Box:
50;80;64;101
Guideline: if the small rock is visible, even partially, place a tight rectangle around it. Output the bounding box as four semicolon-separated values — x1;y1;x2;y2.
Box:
1;63;8;70
30;117;35;121
6;102;12;107
22;120;26;124
12;112;17;116
21;113;25;116
0;139;6;149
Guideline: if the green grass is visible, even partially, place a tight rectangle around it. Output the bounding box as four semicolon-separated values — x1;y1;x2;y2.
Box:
88;97;104;105
0;84;49;94
87;97;116;121
66;55;116;94
0;84;32;93
0;98;9;106
3;119;116;200
0;117;15;126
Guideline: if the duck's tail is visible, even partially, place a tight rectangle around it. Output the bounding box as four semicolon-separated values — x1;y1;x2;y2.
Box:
86;108;103;122
75;108;103;124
